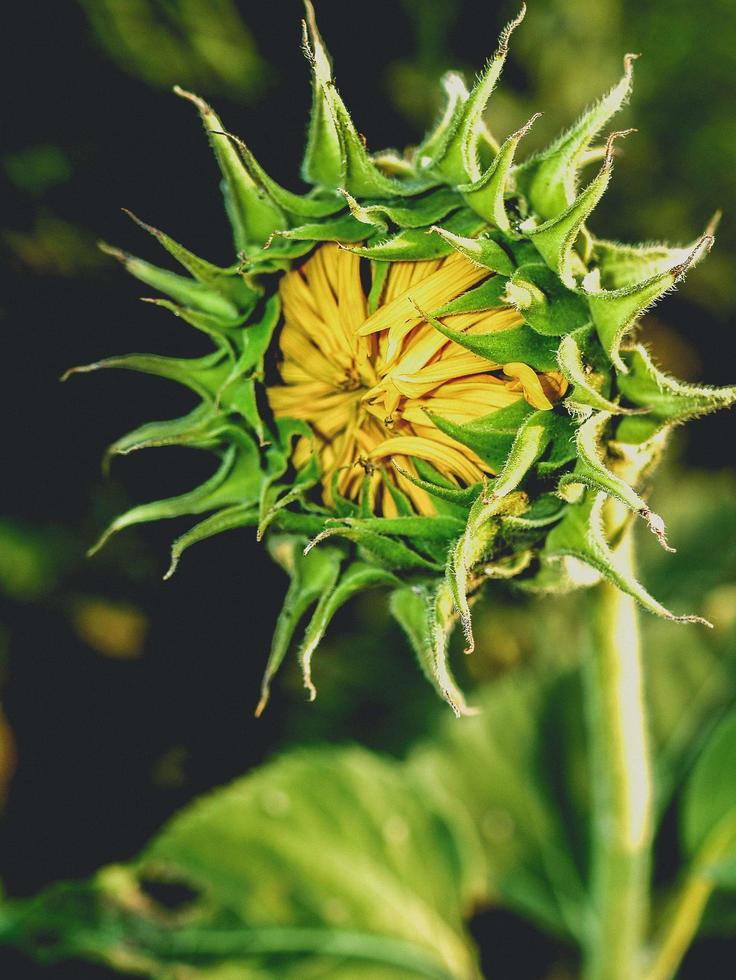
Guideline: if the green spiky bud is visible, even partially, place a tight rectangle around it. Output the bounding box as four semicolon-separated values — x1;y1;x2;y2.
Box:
71;3;736;715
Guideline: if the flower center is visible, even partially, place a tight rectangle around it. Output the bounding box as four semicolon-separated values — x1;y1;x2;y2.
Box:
267;243;567;515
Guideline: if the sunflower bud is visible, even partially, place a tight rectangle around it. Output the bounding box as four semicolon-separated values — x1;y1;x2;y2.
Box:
74;2;736;714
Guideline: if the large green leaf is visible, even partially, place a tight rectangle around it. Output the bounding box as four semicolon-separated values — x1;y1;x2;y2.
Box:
0;750;483;979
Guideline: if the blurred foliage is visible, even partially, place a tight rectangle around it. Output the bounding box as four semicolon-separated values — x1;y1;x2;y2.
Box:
1;466;735;977
3;146;73;197
78;0;268;102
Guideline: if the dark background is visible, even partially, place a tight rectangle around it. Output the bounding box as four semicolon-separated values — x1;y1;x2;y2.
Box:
1;1;735;976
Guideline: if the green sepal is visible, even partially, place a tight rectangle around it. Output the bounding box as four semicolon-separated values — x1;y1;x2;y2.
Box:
140;298;243;355
347;209;485;261
221;292;281;381
502;493;566;531
413;72;470;169
460;113;541;230
448;491;528;655
616;345;736;443
301;2;431;198
590;214;719;289
299;562;399;700
121;209;254;308
527;131;633;287
339;186;460;231
305;525;442;573
324;514;464;544
586;235;713;373
427;226;515;276
380;471;414;516
537;492;711;625
174;86;286;251
256;537;343;716
557;327;635;415
391;461;481;512
164;504;258;580
216;130;345;219
99;243;240;320
431;275;508;316
421;301;559;371
63;350;229;402
557;411;673;549
389;584;477;718
367;260;390;313
257;455;321;542
429;5;526;184
536;413;578;476
442;410;564;650
427;400;536;472
504;263;590;336
515;54;636;219
488;409;564;499
266;212;368;247
104;403;221;465
88;441;261;557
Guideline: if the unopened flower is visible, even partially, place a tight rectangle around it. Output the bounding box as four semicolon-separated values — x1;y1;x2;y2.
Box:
70;3;736;713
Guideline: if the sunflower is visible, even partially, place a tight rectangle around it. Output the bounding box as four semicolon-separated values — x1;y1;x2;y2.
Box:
268;244;566;514
75;3;735;712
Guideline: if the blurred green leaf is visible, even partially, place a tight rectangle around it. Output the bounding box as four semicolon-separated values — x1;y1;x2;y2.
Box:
0;748;484;978
682;710;736;868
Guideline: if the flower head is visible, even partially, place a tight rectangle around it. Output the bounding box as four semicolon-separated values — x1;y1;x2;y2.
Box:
71;2;736;713
268;244;566;513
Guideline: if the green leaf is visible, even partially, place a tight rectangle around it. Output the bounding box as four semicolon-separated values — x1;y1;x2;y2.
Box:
89;440;262;558
301;3;431;198
63;350;229;402
413;72;469;171
557;328;633;414
683;710;736;863
410;666;592;938
516;54;636;219
122;209;253;308
305;526;442;574
339;187;461;231
267;212;368;246
0;748;482;978
430;274;508;317
217;130;345;219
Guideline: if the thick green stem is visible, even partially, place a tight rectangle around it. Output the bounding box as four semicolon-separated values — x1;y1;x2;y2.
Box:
583;532;654;980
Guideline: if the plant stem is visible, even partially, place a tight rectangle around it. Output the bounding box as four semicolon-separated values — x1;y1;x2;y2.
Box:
643;820;736;980
583;531;654;980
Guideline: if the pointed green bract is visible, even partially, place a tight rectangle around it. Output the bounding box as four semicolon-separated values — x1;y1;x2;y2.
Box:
80;3;734;712
516;54;636;220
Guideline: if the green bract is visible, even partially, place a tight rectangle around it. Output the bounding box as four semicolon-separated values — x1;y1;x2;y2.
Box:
71;2;735;714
